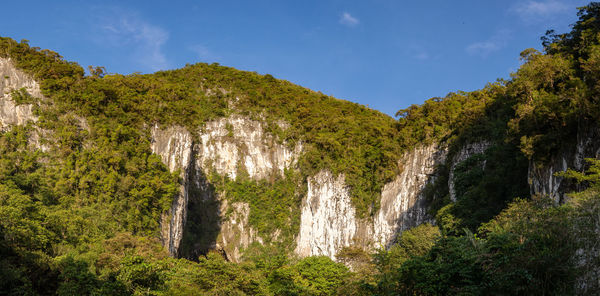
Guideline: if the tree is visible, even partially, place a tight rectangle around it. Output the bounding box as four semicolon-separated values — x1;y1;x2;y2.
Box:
88;65;106;78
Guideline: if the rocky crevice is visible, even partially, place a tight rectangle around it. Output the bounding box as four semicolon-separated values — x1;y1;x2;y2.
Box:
151;125;195;256
151;116;302;259
148;101;600;264
295;144;448;259
373;143;447;247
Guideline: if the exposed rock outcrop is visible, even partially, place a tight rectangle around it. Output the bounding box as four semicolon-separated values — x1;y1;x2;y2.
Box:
448;141;491;202
529;126;600;203
296;144;447;258
217;201;263;261
0;57;39;128
151;125;195;256
152;121;454;261
151;116;302;258
373;144;447;247
197;115;302;180
148;94;599;264
296;170;357;259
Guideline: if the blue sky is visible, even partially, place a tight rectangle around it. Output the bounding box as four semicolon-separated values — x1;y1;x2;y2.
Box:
0;0;591;116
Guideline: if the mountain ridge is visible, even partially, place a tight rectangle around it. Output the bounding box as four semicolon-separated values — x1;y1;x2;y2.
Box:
1;4;600;294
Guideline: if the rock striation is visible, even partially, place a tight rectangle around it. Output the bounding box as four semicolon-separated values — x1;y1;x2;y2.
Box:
296;144;448;259
448;141;491;202
0;58;38;129
151;125;195;256
373;144;447;247
197;115;302;180
296;170;357;259
529;126;600;203
150;116;302;258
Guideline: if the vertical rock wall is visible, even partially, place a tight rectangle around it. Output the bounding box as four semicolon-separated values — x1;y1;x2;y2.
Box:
151;116;302;259
197;115;302;180
149;101;600;265
0;58;38;128
295;144;448;258
296;171;357;259
150;125;195;256
448;142;491;202
153;127;454;261
528;126;600;203
373;144;447;247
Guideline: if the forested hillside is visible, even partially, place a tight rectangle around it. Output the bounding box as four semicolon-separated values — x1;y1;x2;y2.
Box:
1;3;600;296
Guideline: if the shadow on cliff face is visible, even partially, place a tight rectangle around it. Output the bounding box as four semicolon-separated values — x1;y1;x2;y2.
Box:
384;190;438;249
528;122;600;204
419;95;531;235
386;151;448;248
178;168;221;261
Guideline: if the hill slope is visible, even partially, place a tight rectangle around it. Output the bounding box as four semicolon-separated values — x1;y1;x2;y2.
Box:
1;3;600;295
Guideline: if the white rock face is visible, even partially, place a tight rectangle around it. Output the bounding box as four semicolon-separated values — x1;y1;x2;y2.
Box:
197;115;302;180
448;141;490;202
151;125;194;256
528;127;600;203
295;144;447;259
217;201;263;262
151;116;302;258
296;170;357;259
0;58;38;128
528;156;569;203
373;144;447;247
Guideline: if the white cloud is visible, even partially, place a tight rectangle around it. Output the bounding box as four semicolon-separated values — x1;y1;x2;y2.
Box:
466;30;511;58
405;44;437;61
466;41;502;57
95;9;169;72
339;12;359;27
513;0;569;20
189;44;220;63
414;52;430;60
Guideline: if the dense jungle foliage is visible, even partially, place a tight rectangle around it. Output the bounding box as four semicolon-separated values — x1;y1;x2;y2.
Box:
1;2;600;295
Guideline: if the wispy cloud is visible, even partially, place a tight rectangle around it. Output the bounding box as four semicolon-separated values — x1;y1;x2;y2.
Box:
414;52;430;60
466;41;502;57
404;44;438;61
512;0;569;21
94;9;169;72
466;30;511;58
339;12;359;27
188;44;220;63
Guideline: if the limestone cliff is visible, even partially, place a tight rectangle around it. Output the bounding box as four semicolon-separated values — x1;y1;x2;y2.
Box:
153;123;454;260
151;122;499;261
448;142;491;202
373;144;447;247
150;115;301;259
150;125;194;256
197;116;302;180
0;57;38;129
296;170;357;259
529;126;600;203
4;55;597;269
